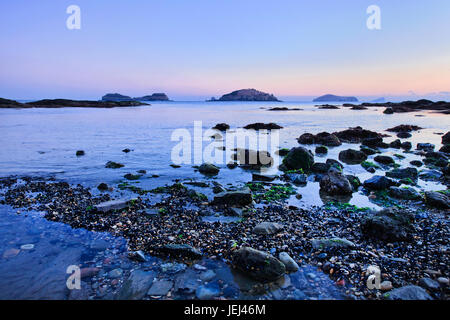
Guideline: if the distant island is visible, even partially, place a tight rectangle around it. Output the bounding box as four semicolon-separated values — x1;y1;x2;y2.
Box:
102;92;170;102
370;97;385;103
313;94;358;102
134;93;170;101
0;98;148;109
209;89;281;102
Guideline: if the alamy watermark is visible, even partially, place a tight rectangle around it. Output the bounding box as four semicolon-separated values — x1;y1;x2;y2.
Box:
367;5;381;30
66;265;81;290
366;265;381;289
66;5;81;30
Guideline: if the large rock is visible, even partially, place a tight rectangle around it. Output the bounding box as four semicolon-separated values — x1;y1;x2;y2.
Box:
333;126;381;144
374;155;395;165
387;285;433;300
252;222;284;235
442;132;450;145
389;187;421;200
424;191;450;209
198;163;220;175
232;149;273;168
319;169;353;195
361;208;415;242
281;147;314;171
386;167;418;180
338;149;367;165
116;270;155;300
297;132;341;147
212;187;253;207
363;176;396;190
232;247;286;282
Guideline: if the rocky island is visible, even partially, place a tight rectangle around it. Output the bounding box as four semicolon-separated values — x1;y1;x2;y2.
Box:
313;94;358;102
0;98;148;108
343;99;450;114
211;89;281;102
134;93;170;101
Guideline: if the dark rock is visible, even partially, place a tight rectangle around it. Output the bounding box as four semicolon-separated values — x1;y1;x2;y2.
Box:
311;238;356;250
155;244;202;259
212;187;253;207
212;123;230;131
424;191;449;209
105;161;124;169
401;142;412;151
147;280;173;296
440;144;450;153
199;163;220;175
346;175;361;191
389;139;402;149
318;104;339;109
417;143;435;152
442;132;450;145
124;173;141;180
134;93;170;101
231;247;286;282
361;208;415;242
361;146;378;155
244;123;283;130
419;169;442;181
397;132;412;139
389;187;421;200
122;148;131;153
326;159;344;171
97;183;109;191
383;107;394;114
338;149;368;165
362;137;384;148
285;173;307;185
334;126;381;144
388;285;432;300
281;147;314;171
76;150;85;156
233;149;273;168
363;176;396;190
387;125;422;132
102;93;134;102
419;278;441;292
386;167;418;180
252;173;277;182
315;145;328;154
312;162;330;174
319;169;353;195
410;160;423;167
374;155;395;165
298;132;341;147
116;270;155;300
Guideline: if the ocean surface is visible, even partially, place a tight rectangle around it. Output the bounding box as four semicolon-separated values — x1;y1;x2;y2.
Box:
0;101;448;299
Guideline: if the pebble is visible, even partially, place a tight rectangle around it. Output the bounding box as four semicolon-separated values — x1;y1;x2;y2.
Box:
107;268;123;279
380;281;393;291
20;244;35;250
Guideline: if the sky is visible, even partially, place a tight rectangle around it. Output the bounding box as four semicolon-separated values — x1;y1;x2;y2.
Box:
0;0;449;101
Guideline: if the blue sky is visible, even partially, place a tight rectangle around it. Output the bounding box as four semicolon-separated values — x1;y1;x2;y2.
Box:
0;0;449;101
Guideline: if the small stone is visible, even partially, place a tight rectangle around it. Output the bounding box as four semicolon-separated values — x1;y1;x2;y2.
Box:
380;281;393;291
252;222;284;235
437;277;449;286
108;268;123;279
20;244;35;250
278;252;299;272
147;280;173;296
2;248;20;259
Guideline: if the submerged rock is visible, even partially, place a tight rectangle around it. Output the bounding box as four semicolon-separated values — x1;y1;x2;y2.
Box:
116;270;155;300
147;280;173;296
105;161;124;169
361;208;415;242
231;247;286;282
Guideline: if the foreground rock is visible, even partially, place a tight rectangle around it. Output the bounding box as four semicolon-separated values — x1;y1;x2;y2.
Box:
424;191;450;209
319;169;353;195
278;252;299;272
387;285;433;300
298;132;341;147
389;187;421;200
386;167;418;180
311;238;356;250
198;163;220;175
116;270;155;300
338;149;367;165
154;244;202;259
232;247;285;282
281;147;314;171
361;208;415;242
212;187;253;207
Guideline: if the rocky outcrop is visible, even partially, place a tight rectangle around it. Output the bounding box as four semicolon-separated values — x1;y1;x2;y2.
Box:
313;94;358;102
0;98;28;108
198;163;220;175
389;187;421;200
216;89;280;102
231;247;286;282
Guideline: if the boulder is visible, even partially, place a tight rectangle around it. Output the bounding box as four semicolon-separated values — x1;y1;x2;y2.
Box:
361;208;415;242
212;187;253;207
212;123;230;131
389;139;402;149
363;176;396;190
424;191;450;209
319;169;353;195
315;145;328;154
383;107;394;114
116;270;155;300
252;222;284;235
334;126;381;144
397;132;412;139
278;252;299;272
338;149;368;165
252;173;277;182
387;285;433;300
282;147;314;171
386;167;418;180
198;163;220;175
417;143;435;152
374;155;395;165
243;123;283;130
389;187;421;200
311;238;356;250
298;132;341;147
360;146;378;155
312;162;331;174
401;142;412;150
232;247;286;282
